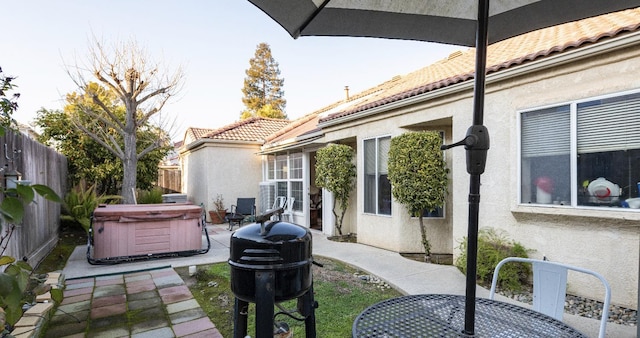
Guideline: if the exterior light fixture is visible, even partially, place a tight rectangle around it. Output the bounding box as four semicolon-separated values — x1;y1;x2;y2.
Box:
4;169;21;190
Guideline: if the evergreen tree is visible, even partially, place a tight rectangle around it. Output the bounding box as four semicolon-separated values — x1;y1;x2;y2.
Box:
241;43;287;119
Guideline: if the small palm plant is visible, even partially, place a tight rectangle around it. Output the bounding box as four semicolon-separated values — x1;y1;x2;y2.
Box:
62;181;121;234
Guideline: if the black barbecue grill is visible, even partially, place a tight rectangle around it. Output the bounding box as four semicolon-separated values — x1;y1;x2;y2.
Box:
229;208;318;338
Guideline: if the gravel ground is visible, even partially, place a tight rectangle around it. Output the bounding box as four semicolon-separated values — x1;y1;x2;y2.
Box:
498;289;637;327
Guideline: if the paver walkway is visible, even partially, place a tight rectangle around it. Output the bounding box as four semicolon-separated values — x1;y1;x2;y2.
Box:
45;267;221;338
46;223;635;338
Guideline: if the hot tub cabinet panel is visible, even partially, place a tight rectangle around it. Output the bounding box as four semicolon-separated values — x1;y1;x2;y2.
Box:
92;204;203;259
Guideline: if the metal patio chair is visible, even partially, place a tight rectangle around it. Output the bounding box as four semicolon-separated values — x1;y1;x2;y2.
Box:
281;197;295;222
489;257;611;338
227;197;256;231
271;196;287;220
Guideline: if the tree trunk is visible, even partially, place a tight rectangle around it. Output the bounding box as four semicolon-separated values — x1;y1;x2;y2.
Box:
121;125;138;204
418;215;431;263
333;198;343;236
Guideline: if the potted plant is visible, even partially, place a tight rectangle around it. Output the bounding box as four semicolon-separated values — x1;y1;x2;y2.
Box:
209;194;227;224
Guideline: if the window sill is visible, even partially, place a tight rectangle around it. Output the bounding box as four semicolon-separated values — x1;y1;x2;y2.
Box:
512;204;640;223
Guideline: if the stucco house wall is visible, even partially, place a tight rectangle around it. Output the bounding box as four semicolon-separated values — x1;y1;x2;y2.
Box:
319;33;640;308
322;95;461;254
181;140;264;220
466;37;640;309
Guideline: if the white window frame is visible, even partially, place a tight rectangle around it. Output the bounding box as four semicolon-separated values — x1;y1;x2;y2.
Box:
518;88;640;210
265;152;304;212
364;135;392;216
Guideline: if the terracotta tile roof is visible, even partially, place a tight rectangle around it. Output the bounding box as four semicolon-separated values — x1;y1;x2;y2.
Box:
321;7;640;123
201;117;291;142
262;77;403;146
185;127;214;141
265;112;319;143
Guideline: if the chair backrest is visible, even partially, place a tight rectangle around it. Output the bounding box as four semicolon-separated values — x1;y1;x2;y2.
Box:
273;196;287;209
285;197;295;213
281;197;295;222
489;257;611;338
236;198;255;215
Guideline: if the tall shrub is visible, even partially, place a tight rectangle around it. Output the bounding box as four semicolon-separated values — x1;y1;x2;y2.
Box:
315;144;356;236
388;131;448;261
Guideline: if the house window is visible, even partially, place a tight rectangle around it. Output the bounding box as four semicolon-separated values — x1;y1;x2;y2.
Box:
520;90;640;208
289;153;303;210
291;181;303;210
364;136;391;215
290;153;303;179
268;152;303;212
267;155;275;180
275;155;288;180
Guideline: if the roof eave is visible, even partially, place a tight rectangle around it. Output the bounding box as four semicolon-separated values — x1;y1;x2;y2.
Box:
319;30;640;129
260;133;325;154
180;137;263;154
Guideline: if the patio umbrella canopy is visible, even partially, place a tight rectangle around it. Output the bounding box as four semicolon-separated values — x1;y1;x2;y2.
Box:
248;1;640;46
248;0;640;335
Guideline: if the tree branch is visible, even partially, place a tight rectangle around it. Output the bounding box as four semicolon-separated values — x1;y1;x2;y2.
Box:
137;141;161;159
84;91;126;131
74;103;121;134
71;119;125;160
138;93;171;126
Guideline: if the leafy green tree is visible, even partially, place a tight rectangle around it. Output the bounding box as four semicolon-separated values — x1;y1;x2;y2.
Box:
388;131;448;262
34;82;171;196
66;38;183;204
315;144;356;235
0;67;18;132
241;42;287;120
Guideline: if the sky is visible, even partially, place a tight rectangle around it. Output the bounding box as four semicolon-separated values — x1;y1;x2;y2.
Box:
3;1;462;142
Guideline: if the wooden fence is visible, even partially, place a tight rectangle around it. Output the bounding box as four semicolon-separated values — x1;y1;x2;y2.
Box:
0;129;67;266
157;165;182;193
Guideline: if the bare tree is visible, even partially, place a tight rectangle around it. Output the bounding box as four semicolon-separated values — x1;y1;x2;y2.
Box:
66;37;184;203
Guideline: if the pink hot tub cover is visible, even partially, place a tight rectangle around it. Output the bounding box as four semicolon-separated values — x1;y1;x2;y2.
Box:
91;203;203;260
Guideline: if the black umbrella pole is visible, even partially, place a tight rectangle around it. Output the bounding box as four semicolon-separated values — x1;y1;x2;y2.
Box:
464;0;489;334
464;174;481;336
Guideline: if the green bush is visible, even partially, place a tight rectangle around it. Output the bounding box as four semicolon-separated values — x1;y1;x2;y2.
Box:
63;182;121;234
315;144;356;236
137;187;164;204
455;228;531;292
388;131;448;259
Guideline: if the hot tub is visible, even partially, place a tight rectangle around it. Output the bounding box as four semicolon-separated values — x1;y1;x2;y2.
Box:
89;203;207;263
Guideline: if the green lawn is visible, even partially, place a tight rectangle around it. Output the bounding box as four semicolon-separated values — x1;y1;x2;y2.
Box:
176;256;402;337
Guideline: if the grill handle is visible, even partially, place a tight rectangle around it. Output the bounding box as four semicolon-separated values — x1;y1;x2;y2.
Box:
255;208;284;235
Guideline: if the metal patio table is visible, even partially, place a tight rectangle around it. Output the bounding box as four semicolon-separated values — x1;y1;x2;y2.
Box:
353;294;586;338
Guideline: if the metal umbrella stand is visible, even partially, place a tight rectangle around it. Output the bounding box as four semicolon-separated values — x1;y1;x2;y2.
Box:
246;0;640;335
